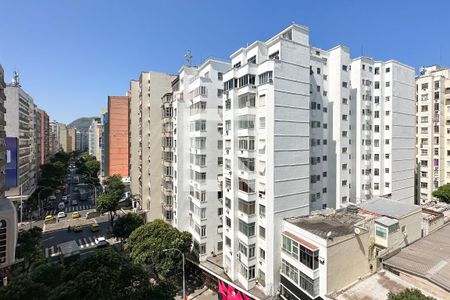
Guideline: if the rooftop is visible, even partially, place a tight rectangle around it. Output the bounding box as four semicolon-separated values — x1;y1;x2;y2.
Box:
286;209;369;239
384;223;450;293
358;198;420;219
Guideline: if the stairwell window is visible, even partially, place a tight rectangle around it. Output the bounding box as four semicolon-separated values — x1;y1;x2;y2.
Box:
259;71;273;85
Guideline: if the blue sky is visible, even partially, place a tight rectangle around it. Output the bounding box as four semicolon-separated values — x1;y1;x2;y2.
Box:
1;0;449;124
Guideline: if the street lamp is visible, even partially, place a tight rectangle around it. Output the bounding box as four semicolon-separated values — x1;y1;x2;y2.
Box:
162;248;185;300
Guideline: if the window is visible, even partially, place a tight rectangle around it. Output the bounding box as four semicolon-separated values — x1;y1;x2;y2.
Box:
376;225;387;239
238;178;255;193
259;226;266;239
201;225;206;237
375;67;379;74
259;71;273;84
238;220;255;237
247;55;256;64
385;67;390;73
218;72;223;80
342;65;348;71
225;197;231;208
238;115;255;129
259;204;266;217
238;93;256;108
259;248;266;260
386;81;390;87
375;81;380;89
225;237;231;247
238;199;255;215
342;81;348;88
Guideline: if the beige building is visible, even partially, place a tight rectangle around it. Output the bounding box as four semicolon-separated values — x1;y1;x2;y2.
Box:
279;198;421;300
58;123;68;152
129;72;176;221
129;80;140;199
416;66;450;204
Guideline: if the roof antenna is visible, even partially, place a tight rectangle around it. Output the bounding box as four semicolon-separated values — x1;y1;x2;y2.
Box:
12;70;20;87
185;50;193;67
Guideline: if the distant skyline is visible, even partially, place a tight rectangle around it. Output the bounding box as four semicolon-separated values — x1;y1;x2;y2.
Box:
1;0;449;123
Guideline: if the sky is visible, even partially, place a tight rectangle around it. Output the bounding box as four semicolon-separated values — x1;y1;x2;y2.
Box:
1;0;449;124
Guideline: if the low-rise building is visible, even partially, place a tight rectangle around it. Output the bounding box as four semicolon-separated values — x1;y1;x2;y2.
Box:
279;198;422;300
421;201;450;236
384;223;450;299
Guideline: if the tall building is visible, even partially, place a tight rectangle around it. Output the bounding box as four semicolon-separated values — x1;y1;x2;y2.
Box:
66;127;75;153
129;80;140;199
4;77;37;203
105;96;129;177
49;120;60;155
351;58;416;204
172;59;229;260
161;90;174;222
58;123;68;152
129;72;176;221
216;24;415;296
88;118;102;159
415;66;450;204
33;105;41;180
38;109;50;164
0;65;18;273
99;108;108;178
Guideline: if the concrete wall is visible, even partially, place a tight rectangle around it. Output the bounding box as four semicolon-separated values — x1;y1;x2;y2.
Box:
129;80;140;197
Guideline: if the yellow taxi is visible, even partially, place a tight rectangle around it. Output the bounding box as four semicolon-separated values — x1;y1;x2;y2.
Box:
73;225;83;232
71;211;81;219
44;215;55;223
90;223;100;232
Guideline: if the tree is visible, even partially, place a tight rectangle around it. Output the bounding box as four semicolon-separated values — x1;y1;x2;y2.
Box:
432;184;450;203
126;220;192;281
113;213;144;242
96;193;119;228
85;159;100;177
388;288;435;300
0;274;48;300
15;227;45;272
103;175;125;201
30;262;64;288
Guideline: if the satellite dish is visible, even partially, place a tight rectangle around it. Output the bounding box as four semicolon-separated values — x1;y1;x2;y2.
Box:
354;228;361;235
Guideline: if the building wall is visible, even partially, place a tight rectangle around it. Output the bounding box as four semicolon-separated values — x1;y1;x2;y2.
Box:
0;65;18;268
129;80;140;197
4;85;36;198
106;96;129;177
58;123;67;152
416;67;450;204
38;109;49;165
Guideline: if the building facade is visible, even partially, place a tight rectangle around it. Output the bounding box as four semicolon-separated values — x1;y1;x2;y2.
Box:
88;118;102;159
4;82;37;202
161;91;174;223
38;109;50;165
172;60;229;261
351;58;416;204
415;66;450;204
0;65;18;271
129;72;175;221
105;96;129;177
58;123;68;152
129;80;140;200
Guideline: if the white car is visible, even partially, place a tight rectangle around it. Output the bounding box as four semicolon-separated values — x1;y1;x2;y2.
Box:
94;237;108;247
57;211;66;219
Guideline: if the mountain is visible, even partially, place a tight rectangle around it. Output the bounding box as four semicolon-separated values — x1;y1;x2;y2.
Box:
68;117;96;132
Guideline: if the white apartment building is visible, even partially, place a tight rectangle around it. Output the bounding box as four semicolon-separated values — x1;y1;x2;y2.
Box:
88;118;102;159
217;24;415;297
416;66;450;204
172;59;229;261
161;90;174;223
4;83;37;202
351;58;416;205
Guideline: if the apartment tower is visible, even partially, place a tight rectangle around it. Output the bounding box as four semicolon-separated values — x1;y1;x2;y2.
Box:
416;66;450;204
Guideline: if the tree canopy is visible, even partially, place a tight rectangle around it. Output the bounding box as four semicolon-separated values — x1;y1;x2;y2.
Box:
0;249;177;300
388;288;436;300
15;227;45;272
113;213;144;240
103;175;125;201
432;184;450;203
126;219;192;280
96;193;119;228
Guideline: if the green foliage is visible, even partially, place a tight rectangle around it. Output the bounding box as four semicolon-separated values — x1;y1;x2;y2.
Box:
126;219;192;280
15;227;45;272
0;274;48;300
388;288;436;300
96;193;118;227
432;184;450;203
103;175;126;202
85;159;100;177
0;248;177;300
113;213;144;240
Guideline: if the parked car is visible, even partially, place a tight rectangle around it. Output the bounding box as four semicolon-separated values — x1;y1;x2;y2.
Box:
58;202;65;211
71;199;78;206
71;211;81;219
57;211;66;219
44;215;55;223
94;237;108;248
48;195;57;201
